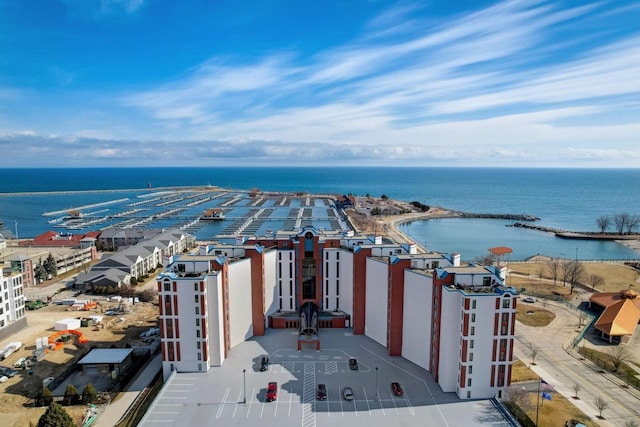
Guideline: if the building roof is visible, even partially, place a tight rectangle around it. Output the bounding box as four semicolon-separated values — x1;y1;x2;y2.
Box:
590;290;640;337
78;348;133;365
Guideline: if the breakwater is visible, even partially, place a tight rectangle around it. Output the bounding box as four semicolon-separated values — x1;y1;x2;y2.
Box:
511;222;640;241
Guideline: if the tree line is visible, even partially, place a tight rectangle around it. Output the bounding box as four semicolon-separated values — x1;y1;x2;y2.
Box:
596;213;640;234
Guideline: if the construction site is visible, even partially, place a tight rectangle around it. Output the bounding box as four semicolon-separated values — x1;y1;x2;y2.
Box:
0;295;160;427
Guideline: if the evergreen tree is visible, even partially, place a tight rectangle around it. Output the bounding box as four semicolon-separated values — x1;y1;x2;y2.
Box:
40;387;54;406
37;402;75;427
82;383;97;404
63;384;79;406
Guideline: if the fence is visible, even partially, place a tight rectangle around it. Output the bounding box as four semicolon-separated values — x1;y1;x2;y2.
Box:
577;347;640;392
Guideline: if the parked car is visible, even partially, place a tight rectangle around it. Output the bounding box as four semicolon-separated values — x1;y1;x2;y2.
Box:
343;386;354;401
348;358;359;370
391;382;404;396
522;297;537;303
316;383;327;400
266;382;278;402
0;376;8;383
0;367;17;378
260;356;269;372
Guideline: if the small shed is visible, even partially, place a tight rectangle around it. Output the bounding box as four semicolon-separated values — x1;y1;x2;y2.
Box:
77;348;134;376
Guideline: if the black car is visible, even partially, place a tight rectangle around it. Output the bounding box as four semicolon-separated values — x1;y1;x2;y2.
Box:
316;383;327;400
0;366;17;378
348;358;359;370
259;356;269;372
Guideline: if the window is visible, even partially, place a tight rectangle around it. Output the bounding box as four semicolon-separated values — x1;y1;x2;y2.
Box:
196;330;200;338
194;283;198;291
467;391;471;398
195;295;199;303
336;280;339;296
502;298;510;308
471;313;476;322
198;363;202;371
470;326;475;336
469;353;474;361
471;300;477;309
166;319;174;338
197;342;201;349
467;378;472;387
336;252;340;260
469;366;473;374
164;282;170;291
196;318;200;326
470;339;474;349
195;306;199;315
197;353;202;360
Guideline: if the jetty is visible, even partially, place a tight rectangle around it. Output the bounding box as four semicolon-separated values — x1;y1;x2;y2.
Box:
511;222;640;241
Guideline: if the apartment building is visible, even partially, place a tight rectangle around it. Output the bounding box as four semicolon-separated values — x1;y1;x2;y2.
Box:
0;267;27;341
156;226;517;399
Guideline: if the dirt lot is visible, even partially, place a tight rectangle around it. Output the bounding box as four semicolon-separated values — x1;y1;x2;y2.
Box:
0;300;159;427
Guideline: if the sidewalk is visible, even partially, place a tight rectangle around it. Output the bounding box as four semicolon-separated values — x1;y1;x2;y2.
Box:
94;353;162;427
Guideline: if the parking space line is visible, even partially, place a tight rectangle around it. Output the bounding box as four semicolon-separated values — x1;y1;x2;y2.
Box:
362;387;372;415
387;388;399;415
338;386;344;416
232;390;242;418
216;388;229;418
288;388;293;417
274;385;279;417
302;361;316;427
246;387;256;418
403;389;415;415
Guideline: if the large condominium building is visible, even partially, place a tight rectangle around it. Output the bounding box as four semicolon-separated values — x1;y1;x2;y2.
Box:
156;226;518;400
0;266;27;340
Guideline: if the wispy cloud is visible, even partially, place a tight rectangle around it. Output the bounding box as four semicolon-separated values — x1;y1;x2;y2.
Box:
62;0;146;18
5;0;640;167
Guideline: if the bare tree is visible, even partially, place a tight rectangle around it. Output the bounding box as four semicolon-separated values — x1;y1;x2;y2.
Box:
504;387;532;412
594;395;608;418
587;274;605;291
528;343;539;365
572;382;581;399
596;215;610;234
546;258;561;286
609;346;631;372
564;261;586;294
627;215;640;234
614;213;631;234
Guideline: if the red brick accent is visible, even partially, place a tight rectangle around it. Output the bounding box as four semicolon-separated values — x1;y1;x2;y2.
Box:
176;342;181;361
388;258;410;356
495;297;500;309
463;313;469;336
510;312;516;335
246;248;266;336
461;340;468;362
173;295;179;316
464;298;470;310
352;248;371;335
491;365;496;387
492;339;497;361
175;319;179;339
460;365;466;387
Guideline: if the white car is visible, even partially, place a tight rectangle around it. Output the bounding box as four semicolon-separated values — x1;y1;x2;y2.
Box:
522;297;537;303
343;386;354;401
0;376;8;383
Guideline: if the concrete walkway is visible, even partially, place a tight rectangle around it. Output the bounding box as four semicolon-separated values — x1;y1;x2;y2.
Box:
94;353;162;427
514;298;640;427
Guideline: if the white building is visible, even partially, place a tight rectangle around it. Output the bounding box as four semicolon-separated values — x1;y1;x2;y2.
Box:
0;267;27;340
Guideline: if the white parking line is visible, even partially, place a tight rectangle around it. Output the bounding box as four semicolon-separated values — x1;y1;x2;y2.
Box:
403;389;415;415
362;387;372;415
216;388;229;418
338;386;344;416
288;388;293;417
246;388;256;418
232;389;243;418
387;388;399;415
274;386;279;417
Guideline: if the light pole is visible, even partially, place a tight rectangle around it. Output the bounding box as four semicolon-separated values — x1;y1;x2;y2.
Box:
375;367;379;401
242;369;246;403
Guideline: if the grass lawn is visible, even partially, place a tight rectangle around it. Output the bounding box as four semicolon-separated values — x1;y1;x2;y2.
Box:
516;305;556;326
509;261;639;293
510;361;600;427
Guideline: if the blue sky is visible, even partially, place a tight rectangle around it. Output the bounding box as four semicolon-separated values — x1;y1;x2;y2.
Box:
1;0;639;168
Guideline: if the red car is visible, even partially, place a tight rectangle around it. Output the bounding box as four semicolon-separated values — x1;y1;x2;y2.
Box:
266;382;278;402
391;382;403;396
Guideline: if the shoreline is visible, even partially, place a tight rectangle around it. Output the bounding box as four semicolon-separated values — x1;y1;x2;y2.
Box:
369;207;640;256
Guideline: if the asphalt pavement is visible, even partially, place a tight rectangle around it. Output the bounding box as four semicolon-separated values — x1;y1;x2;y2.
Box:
514;296;640;427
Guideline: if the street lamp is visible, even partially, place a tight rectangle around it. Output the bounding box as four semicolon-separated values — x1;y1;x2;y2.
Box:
242;369;246;403
375;367;379;401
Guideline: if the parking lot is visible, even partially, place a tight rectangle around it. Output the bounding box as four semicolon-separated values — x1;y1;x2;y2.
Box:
140;329;511;427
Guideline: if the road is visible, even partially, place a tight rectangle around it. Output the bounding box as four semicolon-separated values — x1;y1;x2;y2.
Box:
514;297;640;426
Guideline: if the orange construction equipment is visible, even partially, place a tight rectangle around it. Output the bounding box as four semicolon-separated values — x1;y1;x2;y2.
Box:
48;329;89;346
83;301;98;310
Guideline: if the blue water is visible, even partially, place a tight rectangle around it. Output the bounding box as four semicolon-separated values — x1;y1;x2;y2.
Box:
1;167;639;261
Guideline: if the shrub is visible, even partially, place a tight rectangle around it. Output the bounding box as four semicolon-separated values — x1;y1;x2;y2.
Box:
37;402;75;427
82;383;97;404
39;387;53;406
63;384;79;406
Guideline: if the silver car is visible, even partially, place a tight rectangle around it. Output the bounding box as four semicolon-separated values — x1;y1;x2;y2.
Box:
343;386;354;401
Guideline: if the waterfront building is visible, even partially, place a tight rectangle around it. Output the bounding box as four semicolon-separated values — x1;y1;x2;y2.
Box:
157;224;518;400
0;266;27;341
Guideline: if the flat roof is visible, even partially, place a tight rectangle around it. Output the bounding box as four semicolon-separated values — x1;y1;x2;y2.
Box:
78;348;133;365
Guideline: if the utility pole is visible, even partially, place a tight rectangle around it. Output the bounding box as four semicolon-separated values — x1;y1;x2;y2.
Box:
243;369;246;403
